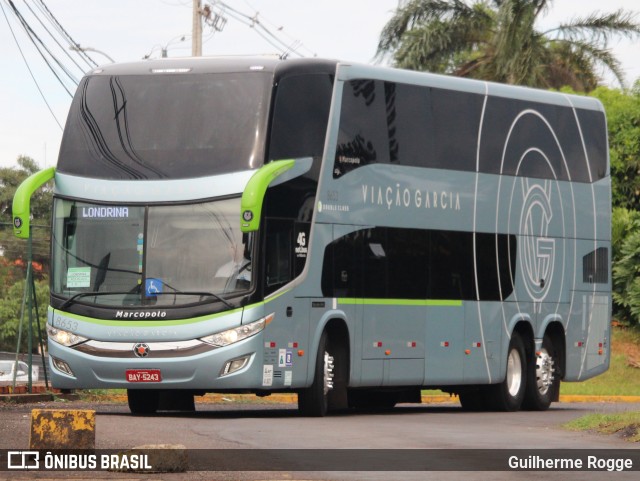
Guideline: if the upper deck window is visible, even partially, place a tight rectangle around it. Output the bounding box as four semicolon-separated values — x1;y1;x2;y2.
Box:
58;72;272;179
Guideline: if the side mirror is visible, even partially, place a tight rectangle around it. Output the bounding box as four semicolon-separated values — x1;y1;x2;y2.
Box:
12;167;55;239
240;157;312;233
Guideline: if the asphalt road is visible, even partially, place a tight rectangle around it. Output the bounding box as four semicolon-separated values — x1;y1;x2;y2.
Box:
1;398;639;481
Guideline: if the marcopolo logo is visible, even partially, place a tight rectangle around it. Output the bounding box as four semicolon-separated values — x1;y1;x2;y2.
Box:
115;311;167;319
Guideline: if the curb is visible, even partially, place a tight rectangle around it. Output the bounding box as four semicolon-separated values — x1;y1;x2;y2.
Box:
0;384;60;395
0;392;80;404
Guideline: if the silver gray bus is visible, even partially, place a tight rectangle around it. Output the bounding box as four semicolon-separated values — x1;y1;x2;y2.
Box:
13;57;611;415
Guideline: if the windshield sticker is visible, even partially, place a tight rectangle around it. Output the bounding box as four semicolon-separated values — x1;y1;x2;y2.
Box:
137;234;144;273
145;278;163;297
81;206;129;218
67;267;91;288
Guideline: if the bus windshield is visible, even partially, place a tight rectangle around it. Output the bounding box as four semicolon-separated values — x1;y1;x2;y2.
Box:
51;197;253;308
57;72;271;179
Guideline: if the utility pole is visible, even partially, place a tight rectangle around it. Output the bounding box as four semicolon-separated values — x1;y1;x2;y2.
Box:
192;0;203;56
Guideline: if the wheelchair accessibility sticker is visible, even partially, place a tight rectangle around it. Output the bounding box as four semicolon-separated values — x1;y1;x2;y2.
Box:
145;278;163;297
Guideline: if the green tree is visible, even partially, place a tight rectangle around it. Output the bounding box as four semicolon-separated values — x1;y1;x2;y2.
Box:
588;85;640;210
0;155;52;278
580;86;640;325
377;0;640;91
0;277;49;352
612;208;640;325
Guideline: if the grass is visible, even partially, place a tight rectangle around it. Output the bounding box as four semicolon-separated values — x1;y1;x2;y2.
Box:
78;388;127;402
560;325;640;396
564;411;640;442
561;325;640;442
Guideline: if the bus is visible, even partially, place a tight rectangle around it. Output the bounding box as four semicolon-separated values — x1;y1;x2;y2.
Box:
13;56;611;415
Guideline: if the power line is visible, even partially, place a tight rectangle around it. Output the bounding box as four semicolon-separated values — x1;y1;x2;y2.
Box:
5;0;77;96
241;0;316;57
207;1;314;58
0;0;64;129
34;0;98;68
22;0;88;75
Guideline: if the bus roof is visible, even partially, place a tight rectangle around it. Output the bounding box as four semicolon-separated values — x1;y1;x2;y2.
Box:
88;56;340;77
88;56;603;113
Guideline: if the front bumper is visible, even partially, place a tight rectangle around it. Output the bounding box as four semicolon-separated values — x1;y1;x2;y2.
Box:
47;333;265;390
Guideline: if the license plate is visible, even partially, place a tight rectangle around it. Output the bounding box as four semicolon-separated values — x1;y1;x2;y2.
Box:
125;369;162;383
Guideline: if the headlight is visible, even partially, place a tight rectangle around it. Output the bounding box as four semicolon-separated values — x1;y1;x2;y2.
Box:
47;324;88;347
200;313;273;347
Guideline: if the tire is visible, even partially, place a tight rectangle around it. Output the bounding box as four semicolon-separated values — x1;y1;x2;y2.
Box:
127;389;159;415
523;334;560;411
485;332;527;411
298;331;334;417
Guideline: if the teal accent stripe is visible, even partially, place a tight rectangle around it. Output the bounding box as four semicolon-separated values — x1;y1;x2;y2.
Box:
337;298;462;307
51;306;245;327
48;292;289;327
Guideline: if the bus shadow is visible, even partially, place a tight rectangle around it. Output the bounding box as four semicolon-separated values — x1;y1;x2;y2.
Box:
97;401;560;419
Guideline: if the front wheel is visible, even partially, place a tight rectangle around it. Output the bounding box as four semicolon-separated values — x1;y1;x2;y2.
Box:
485;332;527;411
523;334;560;411
298;331;334;417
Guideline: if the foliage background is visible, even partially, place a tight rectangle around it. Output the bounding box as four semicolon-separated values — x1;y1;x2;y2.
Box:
586;84;640;325
0;156;52;352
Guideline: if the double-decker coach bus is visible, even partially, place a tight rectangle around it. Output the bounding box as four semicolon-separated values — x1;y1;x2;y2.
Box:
13;56;611;415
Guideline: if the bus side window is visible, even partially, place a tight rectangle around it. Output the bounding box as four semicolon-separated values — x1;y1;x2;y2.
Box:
321;230;363;298
265;219;293;294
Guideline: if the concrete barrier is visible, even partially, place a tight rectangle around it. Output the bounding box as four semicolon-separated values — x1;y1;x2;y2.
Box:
29;409;95;449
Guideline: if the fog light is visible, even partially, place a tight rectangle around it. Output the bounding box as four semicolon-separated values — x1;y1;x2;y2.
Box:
52;356;75;377
220;355;251;376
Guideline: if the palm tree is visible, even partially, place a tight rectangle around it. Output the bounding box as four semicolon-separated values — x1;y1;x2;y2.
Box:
377;0;640;91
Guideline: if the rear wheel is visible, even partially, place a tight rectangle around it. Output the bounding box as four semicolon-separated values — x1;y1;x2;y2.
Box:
523;334;559;411
485;332;527;411
127;389;159;415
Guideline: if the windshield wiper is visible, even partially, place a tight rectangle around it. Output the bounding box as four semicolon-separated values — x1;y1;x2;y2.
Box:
59;287;234;310
149;279;234;309
59;291;137;310
151;291;233;309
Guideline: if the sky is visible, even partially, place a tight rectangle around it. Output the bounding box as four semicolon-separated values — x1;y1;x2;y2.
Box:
0;0;639;170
